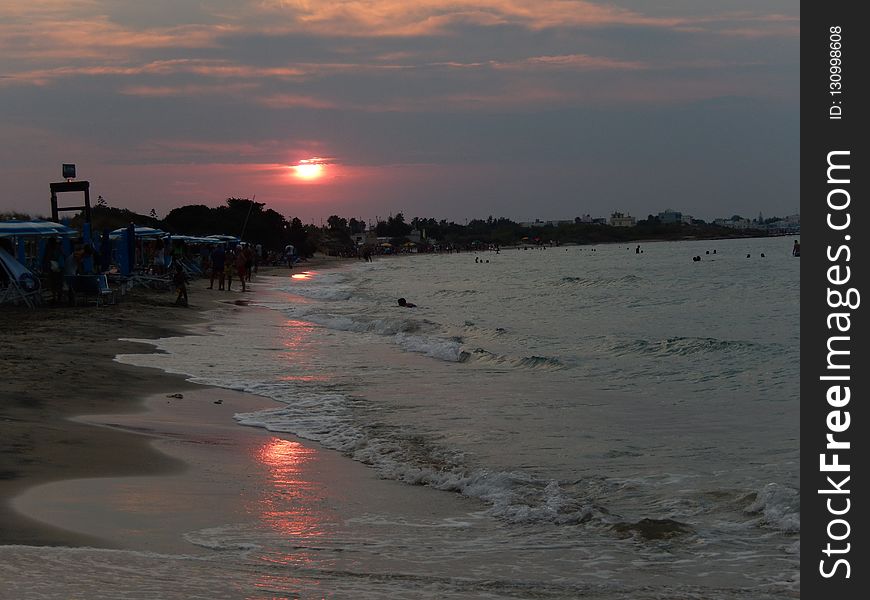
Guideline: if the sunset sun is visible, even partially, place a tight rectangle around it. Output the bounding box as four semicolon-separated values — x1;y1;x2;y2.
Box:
292;158;326;180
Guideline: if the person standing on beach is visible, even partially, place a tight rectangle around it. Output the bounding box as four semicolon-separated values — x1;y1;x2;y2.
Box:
225;248;235;291
208;245;226;290
244;245;254;282
236;247;248;292
172;263;188;306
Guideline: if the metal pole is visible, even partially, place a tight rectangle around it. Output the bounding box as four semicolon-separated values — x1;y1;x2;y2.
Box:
240;195;255;241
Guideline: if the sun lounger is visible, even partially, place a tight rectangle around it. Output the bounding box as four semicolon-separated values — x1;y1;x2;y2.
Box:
66;274;116;307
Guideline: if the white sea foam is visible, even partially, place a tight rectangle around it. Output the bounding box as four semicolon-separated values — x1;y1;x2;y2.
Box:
745;483;801;533
394;332;467;362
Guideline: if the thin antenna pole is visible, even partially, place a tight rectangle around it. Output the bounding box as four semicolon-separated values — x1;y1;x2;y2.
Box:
240;195;255;241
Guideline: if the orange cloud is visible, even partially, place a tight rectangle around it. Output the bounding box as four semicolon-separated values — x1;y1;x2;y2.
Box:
0;19;223;62
491;54;645;71
253;1;688;35
1;59;308;87
118;82;260;97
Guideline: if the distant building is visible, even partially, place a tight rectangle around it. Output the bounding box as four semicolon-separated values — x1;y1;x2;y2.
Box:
353;229;380;246
658;209;682;224
521;219;575;228
609;212;636;227
762;214;800;234
713;217;753;230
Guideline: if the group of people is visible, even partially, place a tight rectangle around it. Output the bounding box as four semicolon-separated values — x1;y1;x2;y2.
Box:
39;237;97;305
207;243;256;293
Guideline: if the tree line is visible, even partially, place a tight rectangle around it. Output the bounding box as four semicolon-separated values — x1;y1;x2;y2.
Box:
47;199;769;257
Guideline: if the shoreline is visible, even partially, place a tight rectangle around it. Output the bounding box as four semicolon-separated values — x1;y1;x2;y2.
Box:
0;259;349;547
2;262;488;574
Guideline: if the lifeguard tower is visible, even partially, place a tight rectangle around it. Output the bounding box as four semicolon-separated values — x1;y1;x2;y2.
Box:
50;163;92;227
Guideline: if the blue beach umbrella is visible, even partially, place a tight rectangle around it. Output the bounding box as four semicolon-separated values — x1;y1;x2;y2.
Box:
110;225;166;239
0;220;77;237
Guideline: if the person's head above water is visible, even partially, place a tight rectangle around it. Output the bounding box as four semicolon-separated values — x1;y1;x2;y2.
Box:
398;298;416;307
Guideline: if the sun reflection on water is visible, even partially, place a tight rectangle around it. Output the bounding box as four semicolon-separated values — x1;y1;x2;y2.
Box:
254;437;322;540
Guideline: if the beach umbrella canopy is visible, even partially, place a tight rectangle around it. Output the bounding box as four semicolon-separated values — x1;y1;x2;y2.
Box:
0;220;77;237
110;226;166;239
170;235;216;244
380;242;392;247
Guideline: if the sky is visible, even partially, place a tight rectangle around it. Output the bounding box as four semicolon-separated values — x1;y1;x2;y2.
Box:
0;1;799;224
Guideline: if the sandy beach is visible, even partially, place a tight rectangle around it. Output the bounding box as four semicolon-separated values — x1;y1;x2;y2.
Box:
0;258;350;548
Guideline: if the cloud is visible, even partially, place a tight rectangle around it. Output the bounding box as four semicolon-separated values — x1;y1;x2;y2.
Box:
118;82;260;97
252;0;687;36
255;94;343;109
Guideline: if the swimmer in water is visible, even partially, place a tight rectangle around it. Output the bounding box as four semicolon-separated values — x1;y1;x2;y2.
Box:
398;297;416;308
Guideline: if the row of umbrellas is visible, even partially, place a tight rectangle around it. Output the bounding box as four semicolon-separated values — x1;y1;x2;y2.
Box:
108;226;239;244
0;221;240;244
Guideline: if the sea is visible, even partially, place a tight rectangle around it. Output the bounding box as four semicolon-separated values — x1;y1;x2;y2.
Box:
0;237;800;599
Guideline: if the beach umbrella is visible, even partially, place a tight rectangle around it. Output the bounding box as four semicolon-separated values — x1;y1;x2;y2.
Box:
171;235;215;244
0;220;77;237
110;225;166;239
380;242;392;247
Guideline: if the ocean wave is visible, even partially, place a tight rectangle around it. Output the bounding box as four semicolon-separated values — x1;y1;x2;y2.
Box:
469;348;565;371
279;271;355;301
303;312;422;336
395;333;468;362
281;285;353;301
610;336;778;358
237;405;610;527
558;274;644;288
431;288;482;298
744;483;800;533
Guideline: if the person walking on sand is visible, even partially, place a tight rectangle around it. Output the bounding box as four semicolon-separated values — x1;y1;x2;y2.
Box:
208;245;226;290
173;263;188;306
792;240;800;257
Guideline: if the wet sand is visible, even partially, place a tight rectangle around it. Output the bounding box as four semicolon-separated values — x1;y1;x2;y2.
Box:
0;258;348;546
